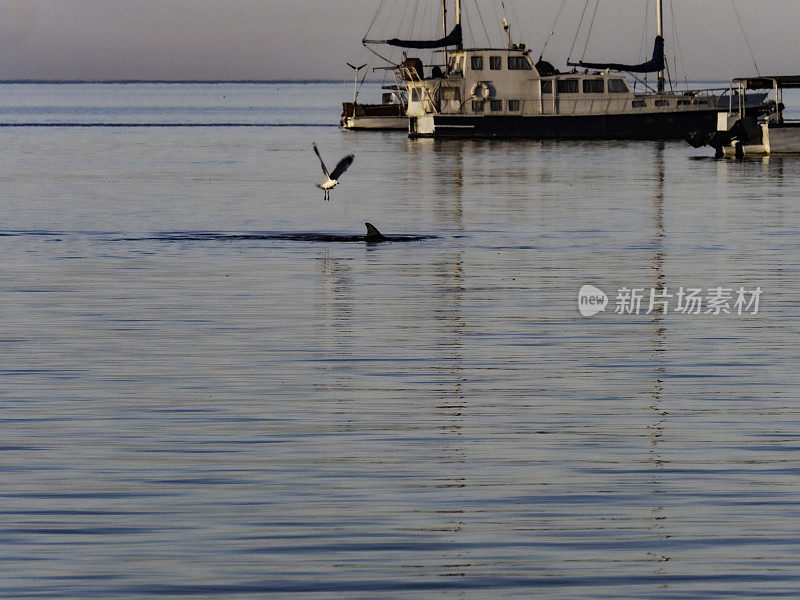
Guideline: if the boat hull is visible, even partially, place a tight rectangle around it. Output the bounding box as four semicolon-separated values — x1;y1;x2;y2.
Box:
341;102;408;131
342;115;408;130
410;109;723;140
721;122;800;157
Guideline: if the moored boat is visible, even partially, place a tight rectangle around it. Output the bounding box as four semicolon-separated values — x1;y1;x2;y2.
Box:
339;58;408;131
363;0;767;141
340;86;408;130
710;76;800;157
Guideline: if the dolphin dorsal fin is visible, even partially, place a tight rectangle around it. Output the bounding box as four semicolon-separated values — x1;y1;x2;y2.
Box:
364;222;385;242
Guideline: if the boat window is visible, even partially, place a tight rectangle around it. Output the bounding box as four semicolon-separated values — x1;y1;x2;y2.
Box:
655;99;669;107
490;99;503;111
472;100;484;112
556;79;579;94
607;79;629;93
508;56;532;70
695;99;709;105
411;87;422;102
632;99;646;108
583;79;604;94
442;87;461;101
677;99;691;106
490;56;502;70
541;80;553;94
447;56;464;76
382;91;405;104
471;56;483;70
508;99;521;111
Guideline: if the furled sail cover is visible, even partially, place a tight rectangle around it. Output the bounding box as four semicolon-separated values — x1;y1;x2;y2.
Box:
386;24;462;49
568;36;665;74
742;75;800;89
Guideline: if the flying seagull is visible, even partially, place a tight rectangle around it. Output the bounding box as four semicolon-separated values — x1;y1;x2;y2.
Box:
313;143;354;201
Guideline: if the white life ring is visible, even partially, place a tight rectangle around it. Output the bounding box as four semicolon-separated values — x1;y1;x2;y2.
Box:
470;81;495;99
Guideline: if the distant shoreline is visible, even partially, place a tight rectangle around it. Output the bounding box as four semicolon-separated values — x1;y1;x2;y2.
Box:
0;79;731;86
0;79;359;85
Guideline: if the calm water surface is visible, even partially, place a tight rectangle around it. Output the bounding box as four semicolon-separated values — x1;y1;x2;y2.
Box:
2;83;800;599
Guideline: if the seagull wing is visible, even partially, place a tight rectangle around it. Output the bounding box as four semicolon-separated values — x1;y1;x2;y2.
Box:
330;154;355;181
312;143;330;179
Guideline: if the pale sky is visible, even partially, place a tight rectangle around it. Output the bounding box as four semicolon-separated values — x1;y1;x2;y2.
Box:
0;1;796;81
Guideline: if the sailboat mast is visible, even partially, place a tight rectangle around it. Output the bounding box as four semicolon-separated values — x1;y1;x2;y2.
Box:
457;0;463;49
443;0;463;67
443;0;448;66
656;0;665;93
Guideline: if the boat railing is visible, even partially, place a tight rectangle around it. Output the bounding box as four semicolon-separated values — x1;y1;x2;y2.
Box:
628;86;727;100
725;76;800;119
675;86;729;95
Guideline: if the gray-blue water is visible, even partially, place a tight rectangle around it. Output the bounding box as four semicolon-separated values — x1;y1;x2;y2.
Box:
2;82;800;599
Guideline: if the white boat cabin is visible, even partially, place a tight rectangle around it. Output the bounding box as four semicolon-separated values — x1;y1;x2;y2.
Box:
404;47;714;122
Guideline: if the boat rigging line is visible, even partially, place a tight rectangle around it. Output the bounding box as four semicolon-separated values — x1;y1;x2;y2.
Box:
539;0;568;61
501;1;527;50
668;0;688;89
567;0;592;65
638;1;649;67
488;0;503;46
364;0;389;43
409;0;421;40
730;0;760;76
632;0;648;93
468;0;492;47
580;0;601;63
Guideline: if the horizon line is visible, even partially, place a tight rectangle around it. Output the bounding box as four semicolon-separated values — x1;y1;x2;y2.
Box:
0;79;360;85
0;78;734;85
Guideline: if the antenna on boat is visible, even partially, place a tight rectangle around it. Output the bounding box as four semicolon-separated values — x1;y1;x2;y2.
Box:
347;63;367;105
502;18;513;49
501;3;513;49
656;0;665;93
